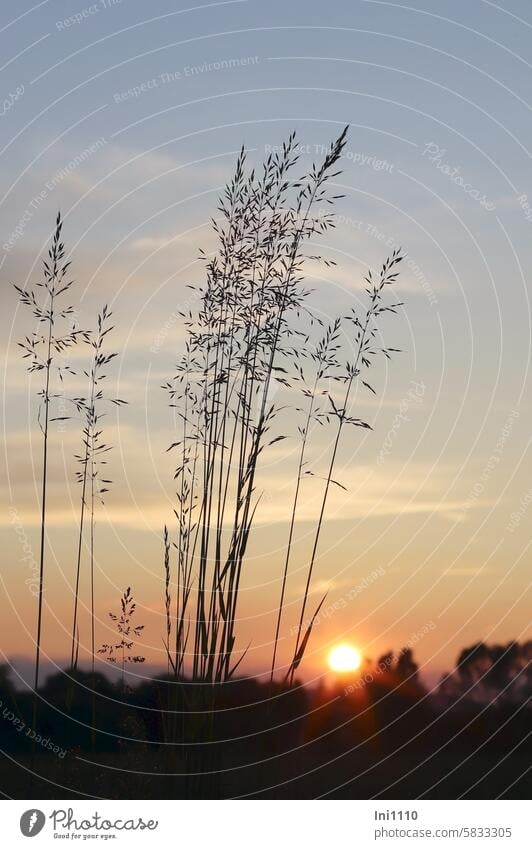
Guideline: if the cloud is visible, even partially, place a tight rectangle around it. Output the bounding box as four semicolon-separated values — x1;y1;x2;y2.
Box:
445;568;492;576
1;440;487;531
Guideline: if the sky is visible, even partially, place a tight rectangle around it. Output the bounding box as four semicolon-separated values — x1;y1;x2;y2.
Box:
1;0;531;689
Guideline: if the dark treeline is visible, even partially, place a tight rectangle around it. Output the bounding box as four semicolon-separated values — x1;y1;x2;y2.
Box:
0;639;529;799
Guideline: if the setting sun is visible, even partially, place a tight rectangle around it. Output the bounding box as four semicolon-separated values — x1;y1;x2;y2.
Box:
328;644;362;673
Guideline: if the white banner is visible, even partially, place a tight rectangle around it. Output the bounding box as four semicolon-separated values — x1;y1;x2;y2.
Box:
2;800;528;848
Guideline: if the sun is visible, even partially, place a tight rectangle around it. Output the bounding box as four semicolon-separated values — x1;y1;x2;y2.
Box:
328;643;362;673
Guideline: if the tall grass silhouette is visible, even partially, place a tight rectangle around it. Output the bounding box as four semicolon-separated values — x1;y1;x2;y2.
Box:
287;249;403;683
161;129;404;686
14;213;88;703
98;586;145;694
270;317;342;681
70;306;126;674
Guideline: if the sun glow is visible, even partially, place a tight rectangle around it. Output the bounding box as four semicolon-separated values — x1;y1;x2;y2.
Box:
328;644;362;673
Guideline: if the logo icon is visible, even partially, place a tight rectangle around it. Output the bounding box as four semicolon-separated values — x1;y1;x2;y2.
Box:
20;810;46;837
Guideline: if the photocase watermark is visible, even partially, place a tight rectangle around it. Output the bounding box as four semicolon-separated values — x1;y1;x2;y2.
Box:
113;56;260;104
506;486;532;534
344;620;436;694
406;256;438;307
50;807;158;833
9;505;39;597
56;0;123;31
1;84;24;117
20;809;46;838
334;216;399;247
422;143;495;212
333;216;438;306
376;380;425;464
517;192;532;224
0;701;67;758
19;806;158;838
291;567;386;635
45;139;107;192
150;310;181;354
53;308;82;432
342;149;394;173
264;142;313;155
150;288;202;354
461;408;519;515
3;137;107;253
263;144;394;173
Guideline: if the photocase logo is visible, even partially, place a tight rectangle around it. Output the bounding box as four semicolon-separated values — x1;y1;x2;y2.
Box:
20;809;46;837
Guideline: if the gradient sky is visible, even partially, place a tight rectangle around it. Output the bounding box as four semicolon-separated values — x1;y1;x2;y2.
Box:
1;0;531;688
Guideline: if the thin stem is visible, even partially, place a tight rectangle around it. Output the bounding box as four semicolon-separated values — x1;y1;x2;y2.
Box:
33;296;53;699
90;419;96;677
70;371;95;669
270;371;319;682
288;250;404;684
70;462;87;669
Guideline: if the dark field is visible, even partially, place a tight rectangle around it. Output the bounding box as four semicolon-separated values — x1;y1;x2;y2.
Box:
1;660;529;799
